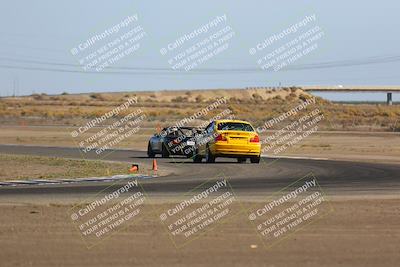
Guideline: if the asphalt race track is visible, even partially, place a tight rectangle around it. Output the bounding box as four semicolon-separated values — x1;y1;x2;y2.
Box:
0;144;399;198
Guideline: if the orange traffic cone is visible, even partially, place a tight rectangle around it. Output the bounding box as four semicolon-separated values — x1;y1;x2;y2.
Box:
129;164;138;173
152;159;158;172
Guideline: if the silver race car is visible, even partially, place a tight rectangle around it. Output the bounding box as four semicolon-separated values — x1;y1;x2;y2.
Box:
147;126;203;158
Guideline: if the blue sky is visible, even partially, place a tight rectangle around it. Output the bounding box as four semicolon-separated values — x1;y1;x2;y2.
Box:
1;0;400;97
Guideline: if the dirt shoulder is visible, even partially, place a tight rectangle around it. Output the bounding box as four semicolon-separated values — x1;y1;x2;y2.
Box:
0;199;398;267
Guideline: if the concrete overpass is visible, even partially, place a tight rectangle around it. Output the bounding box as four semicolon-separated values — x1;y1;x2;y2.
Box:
302;86;400;105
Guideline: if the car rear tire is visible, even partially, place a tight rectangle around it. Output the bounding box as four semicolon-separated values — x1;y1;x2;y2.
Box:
161;144;170;158
193;154;203;163
237;158;246;163
147;142;155;158
205;147;215;163
250;156;260;164
185;150;194;158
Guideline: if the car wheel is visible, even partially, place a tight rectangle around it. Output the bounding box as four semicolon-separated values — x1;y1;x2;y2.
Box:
185;149;194;158
250;156;260;164
237;158;246;163
147;142;155;158
161;144;170;158
193;154;202;163
205;147;215;163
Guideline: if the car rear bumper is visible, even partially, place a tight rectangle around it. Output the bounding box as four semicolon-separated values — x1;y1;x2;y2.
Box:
211;143;261;157
168;144;195;156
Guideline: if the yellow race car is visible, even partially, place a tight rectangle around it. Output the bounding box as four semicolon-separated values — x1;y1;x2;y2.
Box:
194;120;261;163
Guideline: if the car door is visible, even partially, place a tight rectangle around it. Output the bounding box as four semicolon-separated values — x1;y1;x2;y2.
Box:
150;133;161;152
206;121;216;151
198;121;215;155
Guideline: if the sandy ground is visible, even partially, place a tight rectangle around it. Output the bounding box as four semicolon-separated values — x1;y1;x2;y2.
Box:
0;126;399;164
0;198;399;267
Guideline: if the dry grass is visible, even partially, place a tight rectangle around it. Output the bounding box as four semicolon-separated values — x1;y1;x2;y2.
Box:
0;153;130;181
0;87;399;131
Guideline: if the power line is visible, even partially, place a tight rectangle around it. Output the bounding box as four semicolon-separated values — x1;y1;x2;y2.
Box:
0;54;399;75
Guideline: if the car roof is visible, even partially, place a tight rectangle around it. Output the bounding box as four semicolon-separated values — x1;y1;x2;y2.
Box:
214;119;252;124
179;126;199;129
162;126;200;131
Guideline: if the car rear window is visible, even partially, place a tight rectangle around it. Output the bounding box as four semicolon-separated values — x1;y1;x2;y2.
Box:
166;131;179;137
217;122;254;132
180;128;194;137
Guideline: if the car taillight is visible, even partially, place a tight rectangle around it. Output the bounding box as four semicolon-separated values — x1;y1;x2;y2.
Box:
250;135;260;143
215;134;227;142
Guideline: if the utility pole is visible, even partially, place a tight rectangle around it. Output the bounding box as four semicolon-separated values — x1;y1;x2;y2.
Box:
12;77;19;97
13;78;15;97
